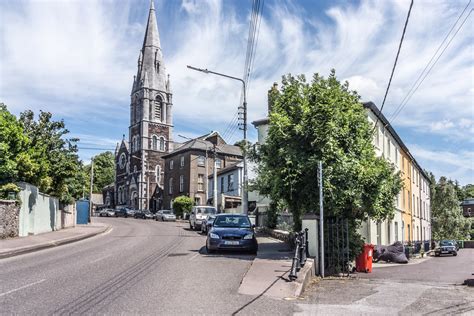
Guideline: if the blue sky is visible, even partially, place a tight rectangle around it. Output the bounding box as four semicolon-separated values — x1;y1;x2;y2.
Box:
0;0;473;184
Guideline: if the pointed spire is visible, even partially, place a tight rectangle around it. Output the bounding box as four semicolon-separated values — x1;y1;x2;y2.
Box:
142;0;161;50
131;0;168;94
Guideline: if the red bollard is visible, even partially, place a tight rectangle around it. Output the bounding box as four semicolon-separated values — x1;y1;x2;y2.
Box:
356;244;375;273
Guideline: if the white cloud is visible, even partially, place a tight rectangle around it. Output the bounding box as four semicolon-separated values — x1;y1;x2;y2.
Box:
1;0;473;182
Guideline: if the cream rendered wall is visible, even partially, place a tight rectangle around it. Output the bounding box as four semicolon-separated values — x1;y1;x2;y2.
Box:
360;111;403;245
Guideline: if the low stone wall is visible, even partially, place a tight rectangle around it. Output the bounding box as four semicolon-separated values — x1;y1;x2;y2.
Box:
0;200;20;239
258;227;295;249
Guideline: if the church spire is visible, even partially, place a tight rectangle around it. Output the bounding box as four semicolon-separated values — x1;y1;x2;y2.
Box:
133;0;167;94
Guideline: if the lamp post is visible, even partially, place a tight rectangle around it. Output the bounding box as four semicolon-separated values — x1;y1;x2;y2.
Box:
186;65;248;214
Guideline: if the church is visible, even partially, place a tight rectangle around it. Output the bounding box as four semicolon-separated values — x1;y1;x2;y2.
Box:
103;1;243;212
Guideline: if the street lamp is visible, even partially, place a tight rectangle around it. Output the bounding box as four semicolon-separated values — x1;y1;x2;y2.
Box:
186;65;248;215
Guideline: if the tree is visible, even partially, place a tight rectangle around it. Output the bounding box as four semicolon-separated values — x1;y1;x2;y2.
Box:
253;71;402;250
0;104;36;186
431;176;471;240
84;151;115;193
172;195;193;218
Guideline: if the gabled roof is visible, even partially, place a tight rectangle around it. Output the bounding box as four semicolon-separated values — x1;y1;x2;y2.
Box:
162;131;242;158
208;161;243;178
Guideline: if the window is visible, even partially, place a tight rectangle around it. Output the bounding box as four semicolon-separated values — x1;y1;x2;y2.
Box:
402;190;405;208
416;197;419;216
394;222;399;242
198;174;204;191
374;125;380;147
216;158;222;169
152;135;158;150
228;174;234;191
155;165;161;184
395;148;399;166
220;177;224;193
180;156;184;167
408;224;411;242
169;178;173;194
155;95;163;121
412;194;415;212
159;137;165;151
170;160;174;170
197;156;205;166
387;139;391;158
179;175;184;192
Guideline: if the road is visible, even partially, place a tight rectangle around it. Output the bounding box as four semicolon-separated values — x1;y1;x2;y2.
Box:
297;249;474;315
0;218;293;315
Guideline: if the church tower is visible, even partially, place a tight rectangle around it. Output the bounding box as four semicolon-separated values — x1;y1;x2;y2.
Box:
128;0;172;210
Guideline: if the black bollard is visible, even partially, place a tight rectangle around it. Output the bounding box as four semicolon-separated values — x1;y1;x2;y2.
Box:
289;237;300;281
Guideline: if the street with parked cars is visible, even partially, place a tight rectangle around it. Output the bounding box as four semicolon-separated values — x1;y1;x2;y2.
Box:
155;210;176;221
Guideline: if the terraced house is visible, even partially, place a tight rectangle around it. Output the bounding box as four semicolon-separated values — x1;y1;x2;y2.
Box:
362;102;431;246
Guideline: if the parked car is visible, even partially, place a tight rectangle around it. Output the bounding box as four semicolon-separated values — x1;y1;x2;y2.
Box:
115;207;135;218
99;208;115;217
435;240;458;257
134;209;154;219
155;210;176;221
189;206;217;230
206;214;258;254
201;214;216;234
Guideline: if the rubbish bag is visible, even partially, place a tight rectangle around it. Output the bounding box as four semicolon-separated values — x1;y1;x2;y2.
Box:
373;241;408;264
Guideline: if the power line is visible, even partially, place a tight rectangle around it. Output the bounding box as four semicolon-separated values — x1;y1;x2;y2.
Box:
78;147;115;151
390;5;473;124
370;0;413;135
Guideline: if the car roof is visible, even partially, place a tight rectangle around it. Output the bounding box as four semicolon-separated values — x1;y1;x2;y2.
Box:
215;213;247;217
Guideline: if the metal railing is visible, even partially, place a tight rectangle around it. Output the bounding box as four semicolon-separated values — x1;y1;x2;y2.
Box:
289;228;309;281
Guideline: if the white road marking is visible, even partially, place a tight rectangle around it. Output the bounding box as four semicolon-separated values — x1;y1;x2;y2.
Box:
189;253;200;261
90;254;112;264
0;279;46;297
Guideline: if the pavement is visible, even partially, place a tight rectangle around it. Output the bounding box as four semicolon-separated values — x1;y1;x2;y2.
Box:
0;223;110;259
238;237;315;300
296;249;474;315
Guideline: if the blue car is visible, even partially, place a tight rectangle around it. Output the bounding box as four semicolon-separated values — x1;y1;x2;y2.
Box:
206;214;258;254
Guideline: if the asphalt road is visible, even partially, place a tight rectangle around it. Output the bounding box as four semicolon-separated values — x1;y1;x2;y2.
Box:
298;249;474;315
0;217;294;315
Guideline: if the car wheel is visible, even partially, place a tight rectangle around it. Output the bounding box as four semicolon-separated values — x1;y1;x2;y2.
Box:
435;253;440;257
453;252;457;256
189;223;193;230
206;245;214;254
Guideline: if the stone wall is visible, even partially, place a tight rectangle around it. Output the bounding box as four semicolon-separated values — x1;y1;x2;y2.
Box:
0;200;20;239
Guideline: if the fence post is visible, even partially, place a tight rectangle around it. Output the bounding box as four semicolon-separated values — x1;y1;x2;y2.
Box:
289;237;300;281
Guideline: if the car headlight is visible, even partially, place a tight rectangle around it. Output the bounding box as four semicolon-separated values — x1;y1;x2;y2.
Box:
243;234;254;240
210;233;220;239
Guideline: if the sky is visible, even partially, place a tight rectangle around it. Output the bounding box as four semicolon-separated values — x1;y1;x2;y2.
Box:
0;0;473;185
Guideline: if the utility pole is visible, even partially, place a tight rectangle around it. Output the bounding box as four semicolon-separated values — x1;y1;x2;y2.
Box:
319;161;324;278
213;144;218;210
89;158;94;223
186;65;248;214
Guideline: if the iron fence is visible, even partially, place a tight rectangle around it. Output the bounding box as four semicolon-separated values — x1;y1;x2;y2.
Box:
323;217;350;276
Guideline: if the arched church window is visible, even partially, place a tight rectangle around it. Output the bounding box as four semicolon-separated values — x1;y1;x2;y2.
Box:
152;135;158;150
155;165;161;184
155;95;163;121
159;137;165;151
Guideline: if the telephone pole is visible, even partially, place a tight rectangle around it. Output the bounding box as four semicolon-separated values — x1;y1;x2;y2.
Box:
89;158;94;223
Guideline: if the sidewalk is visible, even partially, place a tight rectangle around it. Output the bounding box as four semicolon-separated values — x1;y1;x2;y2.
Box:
0;223;110;259
238;236;315;300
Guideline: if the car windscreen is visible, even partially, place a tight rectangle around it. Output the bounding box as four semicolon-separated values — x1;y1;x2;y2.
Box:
213;216;251;228
196;207;217;215
162;210;172;214
440;240;453;246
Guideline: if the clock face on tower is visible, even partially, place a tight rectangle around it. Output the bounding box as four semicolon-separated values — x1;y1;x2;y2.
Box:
119;153;126;169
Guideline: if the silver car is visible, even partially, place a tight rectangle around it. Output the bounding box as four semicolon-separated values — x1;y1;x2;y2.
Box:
155;210;176;221
189;206;217;230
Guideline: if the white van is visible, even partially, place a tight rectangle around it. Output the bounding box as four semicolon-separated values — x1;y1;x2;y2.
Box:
189;206;217;230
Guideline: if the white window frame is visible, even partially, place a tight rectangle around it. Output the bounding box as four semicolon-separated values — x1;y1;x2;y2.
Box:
170;160;174;170
197;174;204;191
169;178;173;194
179;175;184;192
197;155;205;166
180;156;184;167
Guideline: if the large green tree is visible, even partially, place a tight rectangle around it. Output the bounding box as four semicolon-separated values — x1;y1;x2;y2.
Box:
253;71;402;246
431;175;471;240
85;151;115;193
0;104;84;203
